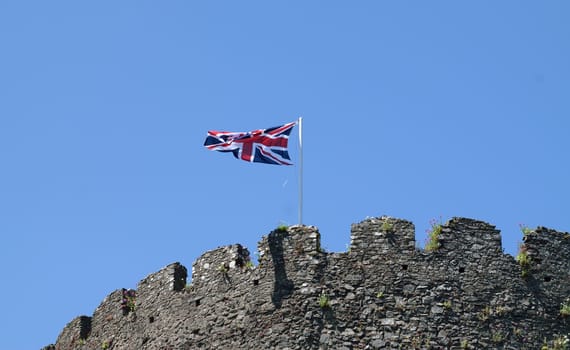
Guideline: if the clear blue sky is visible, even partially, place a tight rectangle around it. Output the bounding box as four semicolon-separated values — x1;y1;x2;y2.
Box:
1;2;569;349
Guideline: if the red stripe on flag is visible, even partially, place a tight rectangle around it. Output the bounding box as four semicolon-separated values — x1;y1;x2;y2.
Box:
241;142;253;161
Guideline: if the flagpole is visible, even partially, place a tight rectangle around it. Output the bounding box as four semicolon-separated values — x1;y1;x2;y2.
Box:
298;116;303;226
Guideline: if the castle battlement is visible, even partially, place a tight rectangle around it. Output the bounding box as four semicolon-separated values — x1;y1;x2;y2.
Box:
45;216;570;350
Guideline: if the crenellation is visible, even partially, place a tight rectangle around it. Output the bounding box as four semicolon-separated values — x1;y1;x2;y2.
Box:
53;315;91;350
45;216;570;350
138;262;187;295
438;217;503;256
521;226;570;314
255;225;327;309
350;216;416;256
191;244;250;288
85;288;137;350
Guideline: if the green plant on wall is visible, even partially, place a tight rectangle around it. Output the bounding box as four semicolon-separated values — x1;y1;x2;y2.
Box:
560;298;570;317
276;224;288;232
218;263;229;274
519;223;533;236
477;305;492;322
491;331;505;344
516;243;531;278
319;292;330;309
425;217;443;252
121;288;136;313
552;335;569;350
381;221;394;232
494;306;506;316
541;335;569;350
126;296;135;312
410;336;422;348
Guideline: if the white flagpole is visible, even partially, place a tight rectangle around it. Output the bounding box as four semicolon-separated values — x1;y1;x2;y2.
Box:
298;117;303;225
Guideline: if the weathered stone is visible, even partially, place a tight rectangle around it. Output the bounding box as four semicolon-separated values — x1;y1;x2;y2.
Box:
319;333;330;344
431;305;444;314
44;217;570;350
370;339;385;348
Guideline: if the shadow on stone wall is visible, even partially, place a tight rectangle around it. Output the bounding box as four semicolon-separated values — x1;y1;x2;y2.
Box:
268;230;294;308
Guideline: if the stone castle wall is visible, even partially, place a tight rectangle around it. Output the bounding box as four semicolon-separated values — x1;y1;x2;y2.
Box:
44;217;570;349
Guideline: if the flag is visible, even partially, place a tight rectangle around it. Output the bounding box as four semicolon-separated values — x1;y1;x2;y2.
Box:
204;121;296;165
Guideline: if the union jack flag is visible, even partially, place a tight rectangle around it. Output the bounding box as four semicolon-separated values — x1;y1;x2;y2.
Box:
204;121;296;165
